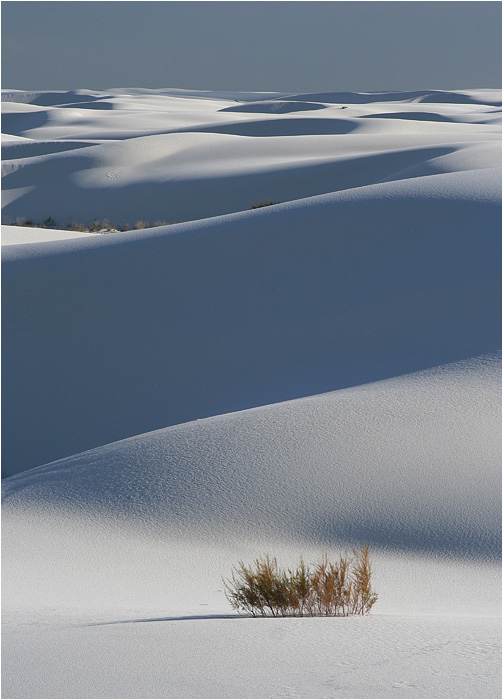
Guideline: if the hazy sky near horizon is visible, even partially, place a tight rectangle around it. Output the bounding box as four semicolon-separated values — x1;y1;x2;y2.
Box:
2;1;501;92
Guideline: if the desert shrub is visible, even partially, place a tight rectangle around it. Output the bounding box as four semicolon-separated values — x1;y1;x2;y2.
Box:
224;545;377;617
15;217;33;227
89;218;116;232
67;220;88;232
348;543;378;615
252;200;280;209
43;216;56;229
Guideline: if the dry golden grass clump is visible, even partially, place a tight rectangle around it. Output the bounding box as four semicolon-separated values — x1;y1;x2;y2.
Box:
224;545;378;617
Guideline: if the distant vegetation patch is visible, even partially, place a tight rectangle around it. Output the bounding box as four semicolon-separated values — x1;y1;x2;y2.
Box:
3;217;172;233
224;545;377;618
4;205;282;230
251;200;280;209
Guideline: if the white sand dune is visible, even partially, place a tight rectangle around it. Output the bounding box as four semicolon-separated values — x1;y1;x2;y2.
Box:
278;89;502;106
2;356;501;698
3;132;500;227
1;224;98;245
3;167;500;475
3;355;500;569
2;88;501;699
2;87;499;224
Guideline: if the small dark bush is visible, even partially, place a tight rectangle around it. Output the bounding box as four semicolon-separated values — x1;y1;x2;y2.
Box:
224;545;378;617
252;200;280;209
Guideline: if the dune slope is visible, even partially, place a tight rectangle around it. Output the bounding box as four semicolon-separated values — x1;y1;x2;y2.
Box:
2;169;501;475
3;354;501;556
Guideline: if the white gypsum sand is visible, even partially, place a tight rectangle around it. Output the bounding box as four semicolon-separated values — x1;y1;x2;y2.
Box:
2;87;501;699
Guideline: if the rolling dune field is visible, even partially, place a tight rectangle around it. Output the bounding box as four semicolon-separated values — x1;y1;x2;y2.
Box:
2;87;501;699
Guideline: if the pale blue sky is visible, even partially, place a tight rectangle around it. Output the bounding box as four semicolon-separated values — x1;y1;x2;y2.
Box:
2;1;501;91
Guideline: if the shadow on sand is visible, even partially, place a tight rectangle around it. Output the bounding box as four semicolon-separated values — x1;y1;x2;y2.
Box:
80;613;247;627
